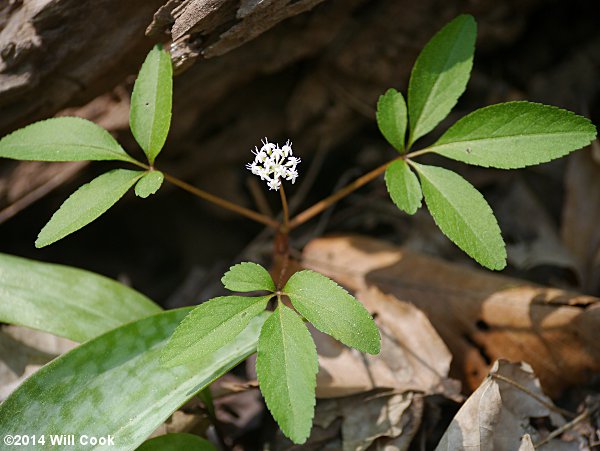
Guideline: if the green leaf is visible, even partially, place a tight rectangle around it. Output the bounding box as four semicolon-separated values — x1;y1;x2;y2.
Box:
430;101;598;168
0;253;160;342
221;262;275;292
36;169;144;248
137;434;216;451
385;159;422;214
376;88;408;152
130;45;173;164
412;163;506;270
161;295;272;368
0;117;136;163
408;14;476;146
256;304;318;444
135;170;164;198
0;309;267;451
284;270;380;355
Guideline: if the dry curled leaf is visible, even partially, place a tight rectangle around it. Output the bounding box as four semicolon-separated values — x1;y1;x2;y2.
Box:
278;391;423;451
519;434;535;451
436;360;578;450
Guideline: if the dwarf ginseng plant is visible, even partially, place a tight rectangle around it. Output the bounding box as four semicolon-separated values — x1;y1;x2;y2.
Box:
0;15;596;448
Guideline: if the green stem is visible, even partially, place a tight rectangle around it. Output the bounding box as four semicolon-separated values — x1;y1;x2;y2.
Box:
405;146;434;159
129;157;279;228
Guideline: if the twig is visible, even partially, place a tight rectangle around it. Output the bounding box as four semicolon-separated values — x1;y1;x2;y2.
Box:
533;409;591;448
0;161;87;224
491;373;575;419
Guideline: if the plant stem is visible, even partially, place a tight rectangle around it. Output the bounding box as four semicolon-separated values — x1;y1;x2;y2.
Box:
135;142;432;232
406;146;433;159
288;159;394;230
275;185;291;289
161;172;280;229
279;185;290;233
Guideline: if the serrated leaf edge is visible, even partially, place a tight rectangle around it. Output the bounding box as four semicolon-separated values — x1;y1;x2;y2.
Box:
284;270;381;355
256;304;317;444
410;162;506;270
221;262;276;292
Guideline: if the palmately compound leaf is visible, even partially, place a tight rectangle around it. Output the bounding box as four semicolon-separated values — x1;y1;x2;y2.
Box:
221;262;275;292
408;14;476;147
0;117;136;163
412;163;506;270
284;270;380;354
138;433;216;451
385;159;422;214
161;295;272;368
135;170;164;198
0;253;160;343
130;45;173;165
430;101;598;168
256;304;318;444
36;169;144;248
376;88;408;152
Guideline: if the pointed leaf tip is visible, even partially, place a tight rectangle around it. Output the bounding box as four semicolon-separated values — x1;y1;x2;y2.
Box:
408;14;477;146
431;101;598;168
284;270;381;354
0;117;135;163
413;163;506;270
36;169;143;248
130;45;173;165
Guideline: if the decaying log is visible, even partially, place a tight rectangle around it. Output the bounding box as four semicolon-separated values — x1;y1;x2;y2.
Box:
1;0;540;136
0;0;169;133
0;0;544;219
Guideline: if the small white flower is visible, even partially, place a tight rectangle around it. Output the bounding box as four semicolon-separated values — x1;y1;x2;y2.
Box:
247;138;300;190
267;178;281;190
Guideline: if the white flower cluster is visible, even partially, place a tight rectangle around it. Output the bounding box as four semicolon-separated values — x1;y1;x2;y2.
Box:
246;138;300;190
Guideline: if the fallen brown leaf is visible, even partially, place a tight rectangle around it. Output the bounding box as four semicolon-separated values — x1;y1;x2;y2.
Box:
315;286;460;401
0;326;76;400
274;391;423;451
436;360;579;450
519;434;535;451
302;235;600;396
